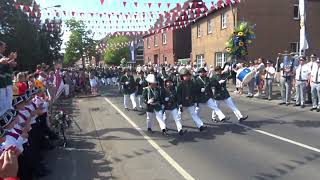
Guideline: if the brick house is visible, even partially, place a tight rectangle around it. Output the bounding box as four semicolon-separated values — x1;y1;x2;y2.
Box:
143;0;207;65
191;0;320;68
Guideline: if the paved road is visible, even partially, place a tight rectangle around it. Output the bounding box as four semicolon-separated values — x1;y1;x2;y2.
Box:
42;85;320;180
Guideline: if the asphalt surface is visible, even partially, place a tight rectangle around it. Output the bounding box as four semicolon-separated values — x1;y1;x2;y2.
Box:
42;85;320;180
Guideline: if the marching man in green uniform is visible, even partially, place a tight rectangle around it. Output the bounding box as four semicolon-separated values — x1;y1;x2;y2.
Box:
120;69;137;111
211;66;248;122
161;78;186;135
135;70;148;109
177;68;206;132
195;68;228;122
142;74;168;135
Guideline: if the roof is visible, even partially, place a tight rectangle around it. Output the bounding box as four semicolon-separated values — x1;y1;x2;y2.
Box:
192;0;240;24
143;0;208;38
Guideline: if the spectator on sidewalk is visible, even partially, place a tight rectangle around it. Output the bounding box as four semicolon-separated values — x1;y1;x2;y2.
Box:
310;58;320;112
264;61;276;100
254;58;265;97
279;52;295;106
16;73;27;96
294;57;310;108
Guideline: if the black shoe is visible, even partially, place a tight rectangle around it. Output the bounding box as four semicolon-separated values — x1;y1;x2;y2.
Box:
220;116;230;122
294;104;300;107
133;107;138;111
178;129;186;136
317;109;320;112
239;115;249;122
268;98;271;101
310;108;316;111
278;102;285;105
286;103;290;106
147;128;153;133
162;129;169;136
199;126;207;132
301;104;305;108
125;108;129;111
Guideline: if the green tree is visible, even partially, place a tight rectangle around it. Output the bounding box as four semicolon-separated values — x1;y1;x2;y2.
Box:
103;36;129;65
0;0;63;70
64;19;97;67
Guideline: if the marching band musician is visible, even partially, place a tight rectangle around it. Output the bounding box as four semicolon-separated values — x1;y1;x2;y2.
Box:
194;68;228;122
294;57;310;108
279;52;295;106
142;74;168;135
135;70;148;109
161;78;186;135
211;66;248;122
176;68;206;132
120;69;137;111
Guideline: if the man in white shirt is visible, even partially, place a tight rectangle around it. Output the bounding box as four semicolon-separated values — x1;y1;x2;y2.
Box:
310;58;320;112
306;54;318;103
295;57;311;108
264;61;276;100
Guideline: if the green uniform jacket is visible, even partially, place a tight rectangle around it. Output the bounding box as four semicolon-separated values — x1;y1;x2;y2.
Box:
194;76;213;103
161;87;178;111
120;75;136;95
142;86;162;112
176;80;198;107
135;77;148;95
211;73;230;101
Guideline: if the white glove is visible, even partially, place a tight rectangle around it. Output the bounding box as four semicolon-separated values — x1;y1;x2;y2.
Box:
218;80;226;84
139;80;143;85
195;106;200;114
125;81;129;85
165;97;169;101
201;88;205;92
147;98;154;104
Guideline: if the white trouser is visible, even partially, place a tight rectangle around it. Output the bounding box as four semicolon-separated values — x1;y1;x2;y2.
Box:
218;97;243;120
112;77;117;84
163;108;183;132
196;98;226;121
6;85;13;110
146;111;166;130
0;88;7;115
101;78;106;85
124;93;137;109
136;95;143;108
107;78;111;85
64;84;70;96
311;82;320;108
180;106;204;128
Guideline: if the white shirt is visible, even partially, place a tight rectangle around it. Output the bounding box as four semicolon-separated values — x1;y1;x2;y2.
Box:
25;103;37;124
295;64;311;81
311;64;320;83
265;66;276;79
307;61;317;72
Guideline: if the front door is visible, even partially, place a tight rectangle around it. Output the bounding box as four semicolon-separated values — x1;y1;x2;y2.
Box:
154;54;159;64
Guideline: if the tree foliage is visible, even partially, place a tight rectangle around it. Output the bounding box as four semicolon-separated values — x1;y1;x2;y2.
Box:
103;36;129;65
0;0;63;70
64;19;97;67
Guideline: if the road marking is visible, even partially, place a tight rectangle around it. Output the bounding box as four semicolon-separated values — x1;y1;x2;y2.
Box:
104;97;195;180
235;123;320;153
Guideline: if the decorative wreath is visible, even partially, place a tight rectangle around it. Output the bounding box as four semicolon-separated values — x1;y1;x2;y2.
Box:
225;22;256;59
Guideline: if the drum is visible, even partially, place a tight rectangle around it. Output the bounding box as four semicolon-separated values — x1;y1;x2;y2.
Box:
237;68;254;84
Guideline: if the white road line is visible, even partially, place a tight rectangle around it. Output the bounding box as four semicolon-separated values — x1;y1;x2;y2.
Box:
104;97;195;180
235;123;320;153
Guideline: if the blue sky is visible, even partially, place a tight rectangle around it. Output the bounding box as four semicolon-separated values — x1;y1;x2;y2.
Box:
36;0;216;46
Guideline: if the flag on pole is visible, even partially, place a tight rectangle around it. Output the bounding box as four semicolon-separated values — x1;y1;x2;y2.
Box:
299;0;309;55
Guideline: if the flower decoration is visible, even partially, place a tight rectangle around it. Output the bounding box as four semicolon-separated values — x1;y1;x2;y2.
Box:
225;22;256;59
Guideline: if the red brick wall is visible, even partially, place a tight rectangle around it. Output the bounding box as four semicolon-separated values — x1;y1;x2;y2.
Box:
144;30;175;65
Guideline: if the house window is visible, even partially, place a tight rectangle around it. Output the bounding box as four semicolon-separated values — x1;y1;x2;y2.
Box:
207;19;212;34
162;33;167;45
215;52;228;67
154;35;158;47
196;54;204;68
290;42;300;54
221;12;227;29
147;38;150;48
293;4;300;20
197;24;201;38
